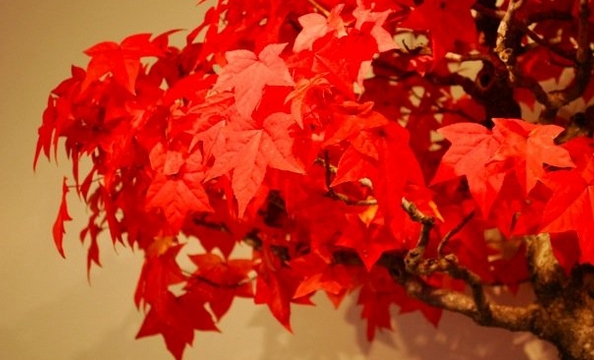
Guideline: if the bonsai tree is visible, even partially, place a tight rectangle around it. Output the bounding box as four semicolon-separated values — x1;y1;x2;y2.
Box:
35;0;594;359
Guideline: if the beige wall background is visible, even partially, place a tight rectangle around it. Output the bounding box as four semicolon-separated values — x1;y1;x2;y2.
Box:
0;1;558;359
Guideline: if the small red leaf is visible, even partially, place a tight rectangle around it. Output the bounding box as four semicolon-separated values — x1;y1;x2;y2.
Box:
52;177;72;258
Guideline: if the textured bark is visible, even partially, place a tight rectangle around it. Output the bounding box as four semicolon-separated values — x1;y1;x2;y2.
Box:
405;234;594;360
398;200;594;360
526;235;594;360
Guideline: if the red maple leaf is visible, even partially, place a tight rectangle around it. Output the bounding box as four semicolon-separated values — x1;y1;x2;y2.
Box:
134;240;187;311
491;118;574;194
293;4;347;52
213;43;295;117
337;213;401;271
81;33;165;94
34;96;58;170
323;101;389;147
433;119;575;217
187;253;253;320
353;4;397;52
400;0;477;62
206;111;305;217
312;32;378;95
332;144;378;186
370;122;425;236
291;253;354;304
146;143;213;232
136;291;218;360
52;177;72;258
254;247;300;331
432;122;505;216
284;75;330;128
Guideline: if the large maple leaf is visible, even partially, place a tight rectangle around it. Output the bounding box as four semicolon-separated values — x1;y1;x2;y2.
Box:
146;143;213;232
433;119;575;217
136;291;218;360
399;0;477;62
213;43;295;118
432;122;504;216
293;4;347;52
206;111;305;217
491;119;574;194
81;33;165;94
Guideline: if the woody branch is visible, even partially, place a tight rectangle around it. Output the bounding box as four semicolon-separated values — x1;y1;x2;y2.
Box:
493;0;593;123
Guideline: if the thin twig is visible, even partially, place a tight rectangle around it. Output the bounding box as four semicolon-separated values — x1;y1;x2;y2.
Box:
444;52;493;63
306;0;330;16
519;24;575;61
438;211;475;257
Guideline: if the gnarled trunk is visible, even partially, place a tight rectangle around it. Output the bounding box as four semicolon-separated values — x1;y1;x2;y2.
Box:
526;235;594;360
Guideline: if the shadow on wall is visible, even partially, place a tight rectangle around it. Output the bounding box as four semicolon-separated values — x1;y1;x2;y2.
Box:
249;290;559;360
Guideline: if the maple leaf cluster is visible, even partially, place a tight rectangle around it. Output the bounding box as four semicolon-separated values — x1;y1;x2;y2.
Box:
35;0;594;358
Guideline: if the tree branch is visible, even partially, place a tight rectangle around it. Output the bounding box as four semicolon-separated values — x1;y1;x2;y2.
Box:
396;271;539;331
524;234;567;306
401;198;495;322
494;0;593;123
537;0;593;123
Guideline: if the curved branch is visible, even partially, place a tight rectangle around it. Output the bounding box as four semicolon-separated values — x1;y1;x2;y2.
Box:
398;273;539;331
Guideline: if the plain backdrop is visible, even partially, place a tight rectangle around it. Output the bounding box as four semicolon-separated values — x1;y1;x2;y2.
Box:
0;1;559;359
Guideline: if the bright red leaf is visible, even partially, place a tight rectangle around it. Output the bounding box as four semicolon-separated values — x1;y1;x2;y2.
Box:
491;118;574;194
52;177;72;258
213;43;295;117
81;33;165;94
432;122;505;216
146;143;213;232
293;4;347;52
206;111;304;216
353;4;397;52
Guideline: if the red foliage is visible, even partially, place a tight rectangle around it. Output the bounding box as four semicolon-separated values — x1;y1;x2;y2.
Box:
35;0;594;358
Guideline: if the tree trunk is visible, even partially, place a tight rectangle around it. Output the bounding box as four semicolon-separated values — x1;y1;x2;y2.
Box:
526;235;594;360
